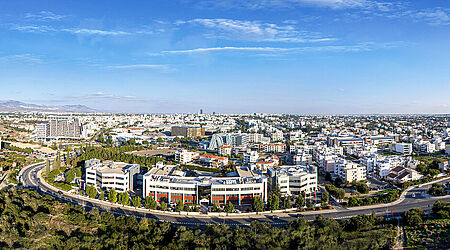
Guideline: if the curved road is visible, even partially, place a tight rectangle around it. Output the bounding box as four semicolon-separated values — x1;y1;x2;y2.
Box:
20;162;450;227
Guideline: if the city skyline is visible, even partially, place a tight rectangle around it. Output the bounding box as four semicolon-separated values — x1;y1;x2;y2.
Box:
1;0;449;114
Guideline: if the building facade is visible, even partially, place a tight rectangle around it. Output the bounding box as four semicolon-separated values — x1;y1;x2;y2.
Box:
84;159;140;192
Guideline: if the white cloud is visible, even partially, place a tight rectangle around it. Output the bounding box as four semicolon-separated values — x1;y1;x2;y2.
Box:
176;18;334;43
159;42;395;55
81;92;139;100
24;11;67;21
106;64;170;71
62;28;130;35
412;7;450;26
195;0;397;10
0;54;43;64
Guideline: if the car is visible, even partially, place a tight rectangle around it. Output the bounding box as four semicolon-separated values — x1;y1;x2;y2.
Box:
411;193;415;198
271;215;279;220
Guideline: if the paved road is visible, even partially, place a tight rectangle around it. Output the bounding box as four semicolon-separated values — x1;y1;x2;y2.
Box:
20;162;450;228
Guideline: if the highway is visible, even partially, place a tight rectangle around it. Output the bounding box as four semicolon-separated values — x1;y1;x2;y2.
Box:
20;162;450;228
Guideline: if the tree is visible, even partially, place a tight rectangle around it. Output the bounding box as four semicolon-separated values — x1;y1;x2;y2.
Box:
355;182;370;194
321;191;329;207
348;197;359;207
53;156;60;170
108;189;118;203
224;202;234;213
282;197;290;209
295;195;306;208
268;194;279;211
132;196;142;207
144;196;157;210
45;159;50;174
86;185;97;199
176;200;184;212
335;188;346;201
64;169;75;183
118;192;130;206
252;196;264;212
273;184;281;197
99;190;105;200
404;208;423;226
212;203;220;212
160;201;167;211
428;183;445;196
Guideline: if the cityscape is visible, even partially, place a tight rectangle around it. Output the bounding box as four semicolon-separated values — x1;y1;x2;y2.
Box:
1;0;450;249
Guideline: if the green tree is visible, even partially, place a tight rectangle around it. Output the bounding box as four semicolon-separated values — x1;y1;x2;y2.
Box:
176;200;184;212
268;194;279;211
212;203;220;212
99;190;105;200
86;185;97;199
144;196;157;210
321;191;329;207
118;192;130;206
404;207;424;226
45;159;50;174
252;196;264;212
160;201;167;211
295;194;306;208
108;189;118;203
282;197;290;209
335;188;346;201
64;169;75;183
132;196;142;207
224;201;234;213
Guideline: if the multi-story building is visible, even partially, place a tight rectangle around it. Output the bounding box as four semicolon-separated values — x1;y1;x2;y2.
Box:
218;144;233;156
243;150;259;165
198;155;229;167
84;159;140;192
174;150;199;164
267;165;318;196
35;116;82;139
35;123;50;139
171;126;205;138
392;143;412;154
208;133;251;151
335;159;366;182
142;163;267;205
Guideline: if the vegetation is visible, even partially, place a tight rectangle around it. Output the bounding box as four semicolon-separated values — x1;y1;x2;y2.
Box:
252;196;264;212
326;184;346;201
403;202;450;249
144;196;157;210
0;186;397;249
345;189;399;207
73;145;167;171
428;183;447;196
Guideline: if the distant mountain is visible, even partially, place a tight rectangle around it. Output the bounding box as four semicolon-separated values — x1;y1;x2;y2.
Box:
0;100;97;113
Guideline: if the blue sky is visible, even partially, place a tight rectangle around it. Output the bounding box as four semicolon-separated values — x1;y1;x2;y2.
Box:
0;0;449;114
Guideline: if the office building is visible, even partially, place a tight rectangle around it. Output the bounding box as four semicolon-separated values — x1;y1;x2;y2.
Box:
142;162;267;205
171;126;205;138
84;159;140;192
267;165;318;196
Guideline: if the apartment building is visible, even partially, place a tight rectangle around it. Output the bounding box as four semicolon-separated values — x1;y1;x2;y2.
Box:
171;126;205;138
35;116;82;139
267;165;318;196
243;150;259;165
174;150;199;164
84;159;140;192
142;163;267;205
392;143;412;154
218;144;233;156
335;159;366;182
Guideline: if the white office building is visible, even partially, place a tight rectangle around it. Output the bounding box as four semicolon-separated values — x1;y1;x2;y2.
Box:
335;159;366;182
174;150;199;164
84;159;140;192
142;162;267;205
267;165;318;196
